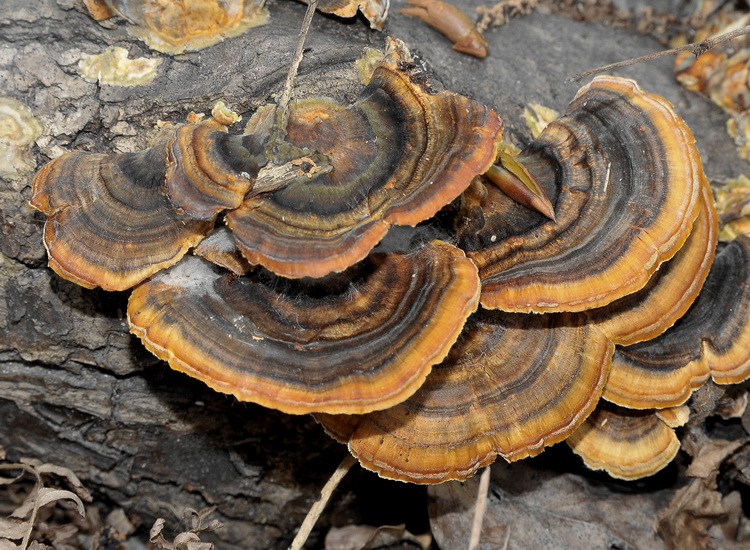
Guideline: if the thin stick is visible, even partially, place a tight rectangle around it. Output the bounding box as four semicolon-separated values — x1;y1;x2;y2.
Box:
468;466;491;550
289;453;356;550
568;24;750;82
277;0;319;128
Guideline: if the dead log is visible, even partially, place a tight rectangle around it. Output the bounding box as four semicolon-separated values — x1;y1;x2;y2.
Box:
1;0;748;548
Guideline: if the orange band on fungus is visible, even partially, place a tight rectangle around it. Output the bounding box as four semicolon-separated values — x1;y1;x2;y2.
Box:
587;179;717;346
30;141;213;291
567;402;680;480
605;235;750;409
227;52;502;278
463;76;703;313
316;311;613;483
127;241;480;415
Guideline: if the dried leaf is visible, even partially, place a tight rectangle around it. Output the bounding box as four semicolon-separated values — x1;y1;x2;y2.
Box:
717;390;748;420
0;539;19;550
715;491;747;543
26;542;53;550
657;478;725;550
686;439;746;479
0;469;27;486
324;524;430;550
185;507;218;532
172;532;214;550
105;508;136;537
10;488;86;520
0;517;30;540
149;511;221;550
149;518;173;549
31;463;91;503
429;461;668;550
174;533;201;544
728;442;750;486
522;103;560;138
476;0;539;31
34;522;81;550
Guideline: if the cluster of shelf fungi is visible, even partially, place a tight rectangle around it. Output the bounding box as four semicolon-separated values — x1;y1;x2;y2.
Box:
31;39;750;485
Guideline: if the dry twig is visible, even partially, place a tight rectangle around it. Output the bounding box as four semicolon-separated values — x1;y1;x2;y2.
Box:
289;454;356;550
468;466;491;550
277;0;319;130
569;24;750;81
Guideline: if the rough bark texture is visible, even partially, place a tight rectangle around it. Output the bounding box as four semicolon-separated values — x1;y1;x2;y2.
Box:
2;0;749;548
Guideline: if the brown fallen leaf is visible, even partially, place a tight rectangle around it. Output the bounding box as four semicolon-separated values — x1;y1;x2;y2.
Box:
105;508;136;538
717;388;749;420
657;477;725;550
149;507;222;550
0;459;92;550
714;491;748;544
686;439;747;479
324;523;430;550
728;442;750;486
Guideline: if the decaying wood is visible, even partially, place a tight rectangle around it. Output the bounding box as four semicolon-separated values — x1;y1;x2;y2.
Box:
2;0;750;548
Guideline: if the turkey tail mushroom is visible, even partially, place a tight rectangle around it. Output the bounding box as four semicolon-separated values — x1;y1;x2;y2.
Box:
462;76;704;314
30;135;213;291
127;241;480;415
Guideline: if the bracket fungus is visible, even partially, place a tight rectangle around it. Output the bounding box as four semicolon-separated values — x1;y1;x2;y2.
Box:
163;103;268;220
83;0;269;54
311;0;390;30
585;179;718;346
0;97;43;178
78;46;162;87
567;402;681;480
29;40;499;283
461;76;703;313
31;42;500;285
32;24;750;487
127;241;479;414
604;235;750;410
226;56;502;278
30;135;213;291
315;311;613;483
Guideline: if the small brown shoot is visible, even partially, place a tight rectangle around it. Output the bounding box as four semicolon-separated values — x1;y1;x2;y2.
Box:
485;153;556;221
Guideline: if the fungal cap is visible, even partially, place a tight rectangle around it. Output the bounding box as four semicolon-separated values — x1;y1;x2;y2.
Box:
603;234;750;409
589;178;718;346
30;142;213;291
472;76;703;314
316;311;614;483
567;403;680;480
227;48;502;278
127;240;480;414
